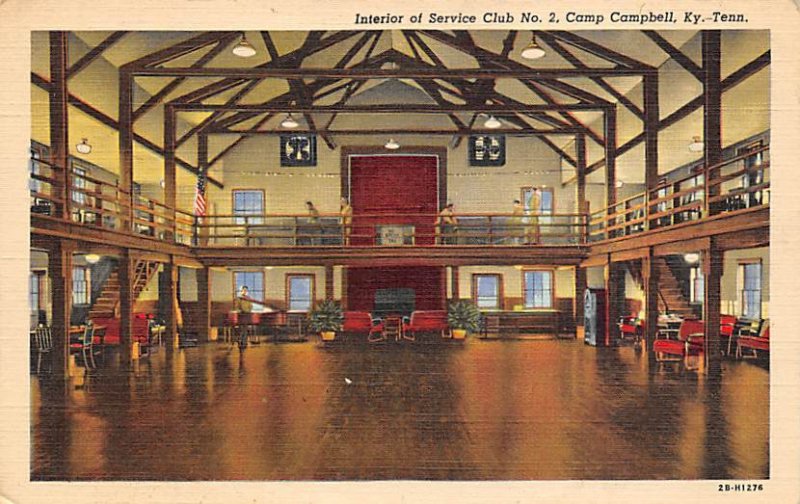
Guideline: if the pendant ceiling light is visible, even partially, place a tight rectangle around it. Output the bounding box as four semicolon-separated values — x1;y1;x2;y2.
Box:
615;179;624;188
384;138;400;150
683;252;700;264
84;253;101;264
521;33;546;60
484;115;502;129
75;138;92;154
688;136;704;152
281;113;299;129
232;33;257;58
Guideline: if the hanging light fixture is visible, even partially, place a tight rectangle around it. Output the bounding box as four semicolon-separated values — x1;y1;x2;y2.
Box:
384;138;400;150
280;112;299;129
84;253;101;264
75;138;92;154
483;115;502;129
232;32;257;58
615;180;624;188
688;136;704;152
683;252;700;264
521;33;546;60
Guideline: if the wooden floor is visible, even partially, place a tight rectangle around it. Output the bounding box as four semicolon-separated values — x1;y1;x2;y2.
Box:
31;339;769;481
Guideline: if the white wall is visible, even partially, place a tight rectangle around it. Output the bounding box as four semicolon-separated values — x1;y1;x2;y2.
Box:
721;247;769;318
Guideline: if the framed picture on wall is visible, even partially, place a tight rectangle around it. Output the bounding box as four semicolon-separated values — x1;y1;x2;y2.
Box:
280;134;317;166
468;134;505;166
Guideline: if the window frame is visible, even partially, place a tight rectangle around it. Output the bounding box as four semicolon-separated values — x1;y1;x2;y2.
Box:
472;273;503;310
72;265;91;306
232;270;266;312
738;259;763;320
689;266;704;305
231;189;265;225
520;186;555;215
522;269;555;309
286;274;316;313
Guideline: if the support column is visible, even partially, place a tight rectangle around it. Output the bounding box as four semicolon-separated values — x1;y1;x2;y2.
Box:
118;68;134;231
604;259;623;346
164;105;177;241
702;31;723;215
48;240;75;379
702;243;723;377
341;266;348;310
642;252;660;366
197;134;209;246
197;266;212;342
604;107;618;210
575;134;587;242
118;251;136;364
574;266;586;336
643;73;660;231
49;31;70;220
324;264;334;300
161;260;180;350
451;266;460;301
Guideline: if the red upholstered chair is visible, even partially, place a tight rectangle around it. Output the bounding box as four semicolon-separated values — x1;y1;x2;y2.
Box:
653;319;705;369
403;310;450;340
618;315;643;344
736;320;769;358
341;311;383;342
720;315;738;355
89;315;150;346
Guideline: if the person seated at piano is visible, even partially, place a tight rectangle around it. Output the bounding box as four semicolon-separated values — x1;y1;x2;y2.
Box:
235;286;253;314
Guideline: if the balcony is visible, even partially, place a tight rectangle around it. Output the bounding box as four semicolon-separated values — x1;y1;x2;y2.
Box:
30;146;770;254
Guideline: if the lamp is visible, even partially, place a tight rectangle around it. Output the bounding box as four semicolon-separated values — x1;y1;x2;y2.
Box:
280;113;299;129
615;180;624;188
232;33;257;58
483;115;502;129
521;33;546;60
684;252;700;264
75;138;92;154
159;179;166;189
384;138;400;150
688;136;704;152
84;253;101;264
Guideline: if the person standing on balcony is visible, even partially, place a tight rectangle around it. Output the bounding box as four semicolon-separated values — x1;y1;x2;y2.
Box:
436;202;458;245
528;187;541;244
305;201;321;245
340;197;353;245
511;199;525;245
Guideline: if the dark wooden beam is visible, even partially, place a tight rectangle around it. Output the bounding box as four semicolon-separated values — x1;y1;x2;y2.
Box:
118;250;135;363
164;105;177;239
67;31;127;79
122;31;236;69
32;72;222;188
119;68;134;229
500;31;517;58
565;50;770;182
604;108;617;208
521;80;605;146
176;102;611;114
49;32;70;220
133;34;236;121
643;31;703;81
48;239;75;379
547;31;653;69
538;33;644;120
575;134;587;213
703;31;723;213
643;73;659;195
702;242;723;376
209;126;583;136
132;65;649;80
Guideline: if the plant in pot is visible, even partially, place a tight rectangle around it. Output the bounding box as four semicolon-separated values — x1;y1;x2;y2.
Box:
308;300;344;342
448;299;481;340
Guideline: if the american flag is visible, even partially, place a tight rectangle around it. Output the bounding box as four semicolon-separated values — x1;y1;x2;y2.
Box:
193;171;207;217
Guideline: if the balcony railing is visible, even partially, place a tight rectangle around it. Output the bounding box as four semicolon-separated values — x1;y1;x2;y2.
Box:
195;212;588;247
30;146;769;248
588;146;769;242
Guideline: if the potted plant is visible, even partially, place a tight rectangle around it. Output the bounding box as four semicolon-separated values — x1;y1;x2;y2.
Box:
308;299;344;341
448;300;481;340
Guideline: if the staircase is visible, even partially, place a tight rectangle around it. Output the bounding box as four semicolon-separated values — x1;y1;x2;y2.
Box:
654;257;696;318
88;260;160;319
625;258;697;318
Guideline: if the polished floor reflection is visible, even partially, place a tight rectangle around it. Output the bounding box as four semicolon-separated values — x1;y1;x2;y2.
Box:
31;340;769;480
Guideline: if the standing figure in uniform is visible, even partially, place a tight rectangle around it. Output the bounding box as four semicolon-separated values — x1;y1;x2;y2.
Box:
340;197;353;245
436;202;458;245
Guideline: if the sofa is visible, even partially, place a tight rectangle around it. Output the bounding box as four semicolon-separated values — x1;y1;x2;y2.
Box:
403;310;449;339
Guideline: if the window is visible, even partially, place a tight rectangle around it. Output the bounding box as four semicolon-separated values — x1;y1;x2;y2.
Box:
523;270;553;309
30;272;40;312
740;261;762;320
233;271;264;312
521;187;554;215
473;274;502;310
71;166;87;206
232;190;264;225
72;266;91;305
690;266;704;304
287;274;315;312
